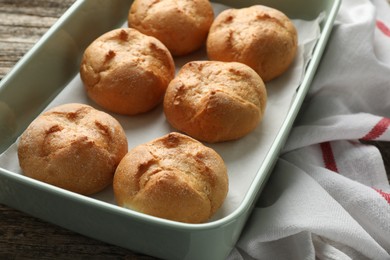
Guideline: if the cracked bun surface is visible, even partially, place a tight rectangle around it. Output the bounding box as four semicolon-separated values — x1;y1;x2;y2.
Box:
207;5;298;82
80;28;175;115
113;132;228;223
17;103;128;195
128;0;214;56
163;61;267;143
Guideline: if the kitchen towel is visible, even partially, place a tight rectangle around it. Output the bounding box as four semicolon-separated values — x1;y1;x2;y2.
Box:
229;0;390;259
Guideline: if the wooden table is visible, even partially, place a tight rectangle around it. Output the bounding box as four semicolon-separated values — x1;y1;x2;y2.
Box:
1;1;389;259
0;1;155;258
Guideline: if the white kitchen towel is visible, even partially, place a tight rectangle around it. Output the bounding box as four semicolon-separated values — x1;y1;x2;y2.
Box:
229;0;390;259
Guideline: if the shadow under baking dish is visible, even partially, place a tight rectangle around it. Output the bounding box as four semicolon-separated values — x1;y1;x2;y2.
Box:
0;0;341;259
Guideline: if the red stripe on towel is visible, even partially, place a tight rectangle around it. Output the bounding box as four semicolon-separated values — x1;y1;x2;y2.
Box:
374;189;390;205
361;117;390;141
320;142;339;173
376;20;390;37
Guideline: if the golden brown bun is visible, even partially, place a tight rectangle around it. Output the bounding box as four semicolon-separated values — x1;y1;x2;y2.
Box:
17;103;128;195
113;132;228;223
80;28;175;115
128;0;214;56
207;5;298;82
163;61;267;143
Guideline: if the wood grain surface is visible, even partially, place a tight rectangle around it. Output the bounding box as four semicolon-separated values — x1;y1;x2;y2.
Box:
0;0;156;259
0;1;389;259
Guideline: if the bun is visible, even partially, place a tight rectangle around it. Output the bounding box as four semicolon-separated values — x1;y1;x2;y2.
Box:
207;5;298;82
80;28;175;115
163;61;267;143
113;132;228;223
17;103;128;195
128;0;214;56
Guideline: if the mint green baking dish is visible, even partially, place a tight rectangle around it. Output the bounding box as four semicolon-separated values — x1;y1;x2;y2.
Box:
0;0;340;259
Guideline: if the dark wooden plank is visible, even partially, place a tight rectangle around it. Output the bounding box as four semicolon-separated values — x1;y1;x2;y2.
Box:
0;205;155;259
0;0;74;78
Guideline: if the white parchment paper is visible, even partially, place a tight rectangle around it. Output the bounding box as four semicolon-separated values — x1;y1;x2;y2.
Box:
0;3;324;221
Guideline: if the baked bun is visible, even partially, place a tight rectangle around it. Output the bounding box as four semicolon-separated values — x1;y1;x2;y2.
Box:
17;103;128;195
128;0;214;56
207;5;298;82
163;61;267;143
113;132;228;223
80;28;175;115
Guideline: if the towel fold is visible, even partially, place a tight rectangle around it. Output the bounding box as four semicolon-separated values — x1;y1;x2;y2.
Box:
229;0;390;259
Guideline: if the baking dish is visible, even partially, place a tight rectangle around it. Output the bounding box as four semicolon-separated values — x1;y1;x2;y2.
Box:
0;0;341;259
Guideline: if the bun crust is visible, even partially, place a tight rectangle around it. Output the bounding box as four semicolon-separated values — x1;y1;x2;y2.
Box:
163;61;267;143
80;28;175;115
207;5;298;82
113;132;228;223
17;103;128;195
128;0;214;56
